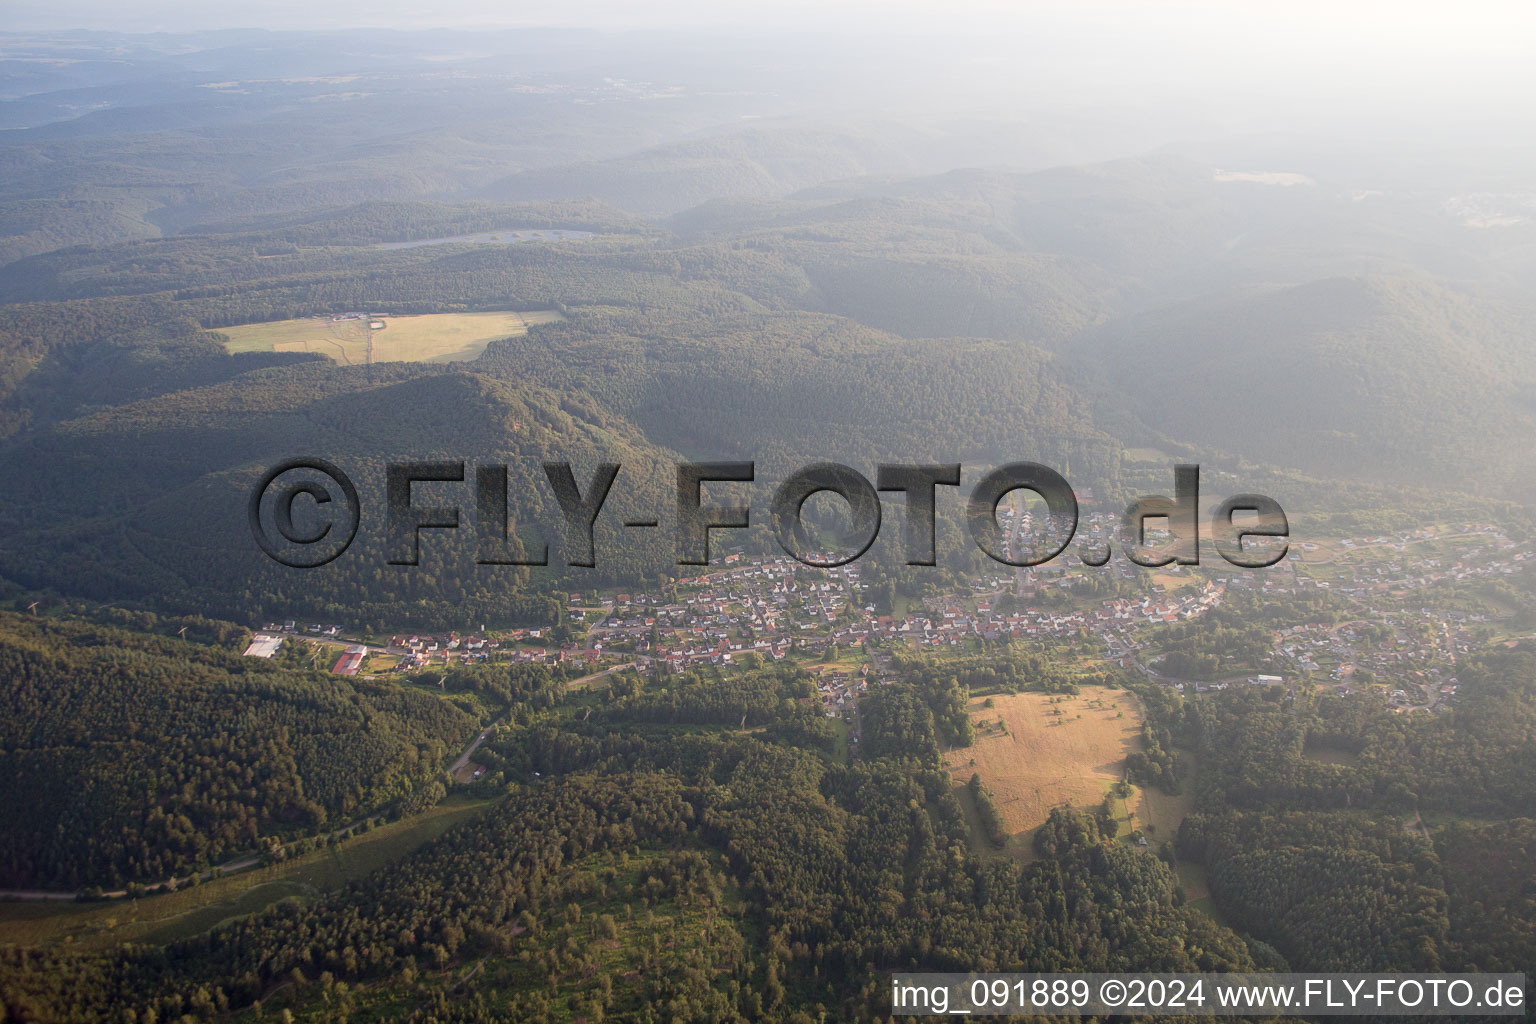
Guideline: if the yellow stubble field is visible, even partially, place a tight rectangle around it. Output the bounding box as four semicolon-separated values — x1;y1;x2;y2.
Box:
944;686;1145;852
215;310;562;365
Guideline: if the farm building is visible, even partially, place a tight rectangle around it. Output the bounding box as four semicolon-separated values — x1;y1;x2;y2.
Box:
331;645;367;676
242;634;283;658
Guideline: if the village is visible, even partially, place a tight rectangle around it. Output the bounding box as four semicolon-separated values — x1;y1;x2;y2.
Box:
242;516;1534;721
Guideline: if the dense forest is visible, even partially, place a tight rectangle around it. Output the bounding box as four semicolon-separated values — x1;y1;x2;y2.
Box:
7;618;1536;1021
1166;649;1536;975
0;639;1260;1023
0;612;478;890
0;156;1527;626
4;22;1536;1023
0;201;1140;627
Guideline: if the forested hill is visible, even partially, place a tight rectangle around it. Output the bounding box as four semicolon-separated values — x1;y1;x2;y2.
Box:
0;195;1133;626
0;357;682;627
476;126;923;216
7;615;1536;1019
1075;275;1536;488
4;25;1536;1024
0;159;1531;627
0;611;479;890
0;695;1259;1022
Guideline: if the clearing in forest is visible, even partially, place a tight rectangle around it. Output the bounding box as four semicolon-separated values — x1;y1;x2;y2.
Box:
944;686;1145;851
215;310;562;365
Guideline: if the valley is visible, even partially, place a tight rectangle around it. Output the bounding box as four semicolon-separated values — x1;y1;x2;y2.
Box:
1;18;1535;1024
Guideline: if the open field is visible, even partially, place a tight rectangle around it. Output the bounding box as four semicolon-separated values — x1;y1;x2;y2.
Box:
0;795;495;951
1129;750;1209;904
1291;537;1351;564
800;649;870;674
215;310;563;365
1149;569;1200;592
373;229;595;249
945;686;1144;854
1132;751;1197;839
1302;745;1362;767
362;651;402;674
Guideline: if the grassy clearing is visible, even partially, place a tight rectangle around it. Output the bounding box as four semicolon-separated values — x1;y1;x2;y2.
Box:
0;795;496;951
944;686;1143;855
362;651;402;674
1149;569;1200;593
1102;786;1137;839
1301;745;1362;767
1122;751;1210;909
798;648;869;674
215;310;562;365
1185;893;1224;923
1132;749;1198;840
1293;538;1351;564
953;782;1010;860
1176;861;1212;902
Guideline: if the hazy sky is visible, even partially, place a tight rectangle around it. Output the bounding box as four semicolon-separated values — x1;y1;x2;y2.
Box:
5;0;1532;127
5;0;1534;49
